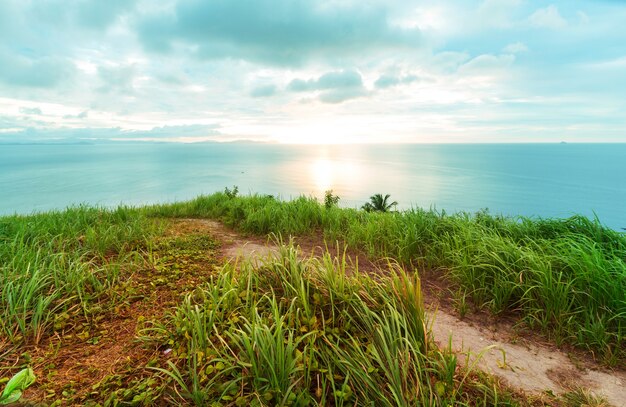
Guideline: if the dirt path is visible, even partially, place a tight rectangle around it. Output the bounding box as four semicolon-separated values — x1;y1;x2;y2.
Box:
431;312;625;406
188;219;626;407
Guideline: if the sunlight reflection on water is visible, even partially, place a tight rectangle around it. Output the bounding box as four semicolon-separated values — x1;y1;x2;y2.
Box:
300;145;446;210
1;143;624;229
309;156;362;197
311;158;332;193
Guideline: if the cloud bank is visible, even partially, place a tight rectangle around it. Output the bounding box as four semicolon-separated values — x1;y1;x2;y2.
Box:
0;0;624;143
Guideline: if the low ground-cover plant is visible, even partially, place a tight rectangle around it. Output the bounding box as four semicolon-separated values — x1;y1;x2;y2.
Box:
0;367;36;405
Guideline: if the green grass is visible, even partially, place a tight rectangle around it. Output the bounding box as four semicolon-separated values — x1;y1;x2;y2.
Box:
1;193;623;404
141;244;518;406
0;206;161;348
145;193;626;365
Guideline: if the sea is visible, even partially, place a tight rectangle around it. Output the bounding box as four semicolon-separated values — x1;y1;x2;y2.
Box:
1;142;625;230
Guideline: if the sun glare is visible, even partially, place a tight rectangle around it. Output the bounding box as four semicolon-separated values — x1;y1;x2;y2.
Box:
311;158;333;192
307;149;363;197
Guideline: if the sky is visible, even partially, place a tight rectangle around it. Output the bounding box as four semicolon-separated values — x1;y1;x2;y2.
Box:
0;0;625;144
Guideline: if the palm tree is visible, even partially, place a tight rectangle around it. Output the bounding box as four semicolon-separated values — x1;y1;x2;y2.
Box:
362;193;397;213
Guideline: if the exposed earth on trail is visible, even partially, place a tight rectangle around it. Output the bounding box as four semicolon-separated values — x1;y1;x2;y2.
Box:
190;218;626;407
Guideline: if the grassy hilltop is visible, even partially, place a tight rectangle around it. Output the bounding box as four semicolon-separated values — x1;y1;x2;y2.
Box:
1;192;624;405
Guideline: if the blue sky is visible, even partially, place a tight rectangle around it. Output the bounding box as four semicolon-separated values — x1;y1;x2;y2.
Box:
1;0;625;143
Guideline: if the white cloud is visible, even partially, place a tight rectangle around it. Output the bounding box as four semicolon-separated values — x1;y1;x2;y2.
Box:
503;42;528;54
456;54;516;91
98;64;137;93
374;74;419;89
478;0;523;28
136;0;423;66
63;110;89;120
0;0;624;143
250;84;277;98
529;5;567;29
287;70;368;103
430;51;471;73
586;56;626;70
0;50;75;88
19;107;43;115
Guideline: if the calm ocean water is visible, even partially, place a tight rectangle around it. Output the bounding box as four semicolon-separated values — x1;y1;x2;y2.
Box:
1;143;624;230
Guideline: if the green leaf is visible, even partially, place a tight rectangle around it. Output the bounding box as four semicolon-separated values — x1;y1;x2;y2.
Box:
0;368;36;405
435;381;446;397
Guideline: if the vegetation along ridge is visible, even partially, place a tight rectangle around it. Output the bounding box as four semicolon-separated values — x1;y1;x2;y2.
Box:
0;189;624;405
